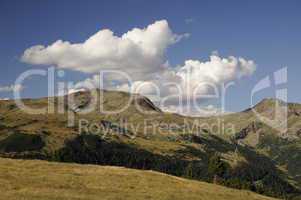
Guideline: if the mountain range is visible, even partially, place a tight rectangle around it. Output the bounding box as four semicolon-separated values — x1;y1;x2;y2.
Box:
0;89;301;199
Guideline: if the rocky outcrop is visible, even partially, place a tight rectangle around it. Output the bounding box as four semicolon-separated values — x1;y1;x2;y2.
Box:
131;94;162;113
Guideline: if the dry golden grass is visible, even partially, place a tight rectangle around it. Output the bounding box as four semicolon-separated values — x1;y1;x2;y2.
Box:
0;158;277;200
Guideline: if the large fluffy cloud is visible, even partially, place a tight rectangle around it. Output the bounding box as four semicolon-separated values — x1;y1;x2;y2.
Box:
22;20;188;80
66;53;256;116
116;53;256;99
21;20;256;116
174;54;256;98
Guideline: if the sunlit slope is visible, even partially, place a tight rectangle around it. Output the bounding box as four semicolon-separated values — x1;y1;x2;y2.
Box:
0;158;277;200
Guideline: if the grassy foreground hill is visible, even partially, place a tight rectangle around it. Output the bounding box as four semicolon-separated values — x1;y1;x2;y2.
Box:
0;158;277;200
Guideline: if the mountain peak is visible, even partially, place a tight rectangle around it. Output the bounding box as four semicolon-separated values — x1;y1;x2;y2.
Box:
252;98;287;112
67;89;162;113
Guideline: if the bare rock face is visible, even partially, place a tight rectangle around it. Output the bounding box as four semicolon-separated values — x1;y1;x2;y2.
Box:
131;94;162;113
68;91;93;112
234;122;261;140
297;129;301;137
288;104;301;116
232;122;263;147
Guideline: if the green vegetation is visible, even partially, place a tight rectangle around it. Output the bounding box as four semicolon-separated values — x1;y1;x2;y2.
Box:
207;154;228;178
50;134;298;199
0;133;44;153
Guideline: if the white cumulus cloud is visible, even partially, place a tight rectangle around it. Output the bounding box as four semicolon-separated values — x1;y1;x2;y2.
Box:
116;53;256;101
67;53;256;116
21;20;188;81
21;19;256;116
174;54;256;98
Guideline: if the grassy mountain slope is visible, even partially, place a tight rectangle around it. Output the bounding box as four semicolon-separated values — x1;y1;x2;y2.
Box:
0;90;301;199
0;158;278;200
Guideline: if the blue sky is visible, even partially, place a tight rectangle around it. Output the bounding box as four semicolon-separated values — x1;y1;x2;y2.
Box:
0;0;300;113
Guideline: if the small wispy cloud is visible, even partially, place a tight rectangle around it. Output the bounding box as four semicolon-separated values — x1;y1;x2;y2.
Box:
0;98;9;101
185;18;195;24
0;84;24;92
